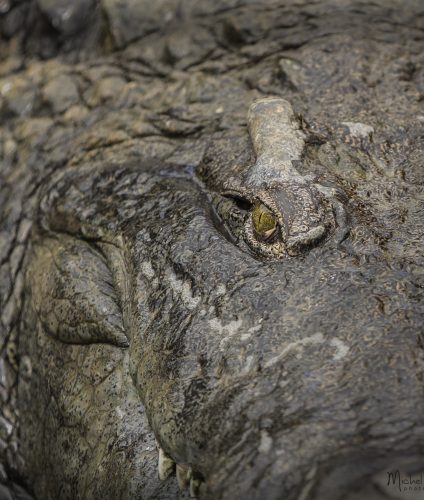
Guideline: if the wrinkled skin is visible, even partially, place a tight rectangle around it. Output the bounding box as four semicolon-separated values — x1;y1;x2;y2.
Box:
1;1;424;499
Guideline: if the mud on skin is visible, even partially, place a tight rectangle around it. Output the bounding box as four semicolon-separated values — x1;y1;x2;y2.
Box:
1;1;424;499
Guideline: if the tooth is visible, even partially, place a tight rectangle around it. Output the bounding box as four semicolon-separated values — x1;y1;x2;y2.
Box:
176;464;190;490
190;477;202;497
158;447;175;480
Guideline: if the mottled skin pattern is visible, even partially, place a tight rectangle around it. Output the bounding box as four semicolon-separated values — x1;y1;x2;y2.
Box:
1;1;424;499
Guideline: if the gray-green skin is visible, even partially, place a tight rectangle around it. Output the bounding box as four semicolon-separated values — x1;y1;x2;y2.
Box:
1;1;424;499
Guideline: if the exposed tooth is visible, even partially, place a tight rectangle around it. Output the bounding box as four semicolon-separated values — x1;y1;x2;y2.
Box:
190;477;202;498
187;468;193;481
176;464;190;490
158;447;175;480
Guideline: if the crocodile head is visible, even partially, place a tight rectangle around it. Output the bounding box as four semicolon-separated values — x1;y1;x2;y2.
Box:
1;0;422;498
19;155;424;499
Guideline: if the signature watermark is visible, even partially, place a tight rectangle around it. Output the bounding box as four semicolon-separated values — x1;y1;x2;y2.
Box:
387;470;424;493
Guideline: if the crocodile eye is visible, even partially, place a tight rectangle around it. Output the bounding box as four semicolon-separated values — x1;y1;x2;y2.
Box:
252;203;278;240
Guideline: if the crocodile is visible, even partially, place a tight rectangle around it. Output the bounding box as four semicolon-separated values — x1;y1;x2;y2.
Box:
1;0;424;499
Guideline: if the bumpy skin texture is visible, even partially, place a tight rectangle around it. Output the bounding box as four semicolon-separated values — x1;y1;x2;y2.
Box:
1;1;424;499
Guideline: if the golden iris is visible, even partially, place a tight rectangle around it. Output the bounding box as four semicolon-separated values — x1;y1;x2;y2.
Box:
252;203;278;239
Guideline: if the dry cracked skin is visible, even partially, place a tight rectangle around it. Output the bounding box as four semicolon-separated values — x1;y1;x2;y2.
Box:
1;1;424;499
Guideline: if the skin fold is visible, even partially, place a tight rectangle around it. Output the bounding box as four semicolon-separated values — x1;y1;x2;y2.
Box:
0;1;424;499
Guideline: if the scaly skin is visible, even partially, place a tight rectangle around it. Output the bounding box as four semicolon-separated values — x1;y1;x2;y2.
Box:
0;1;424;499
